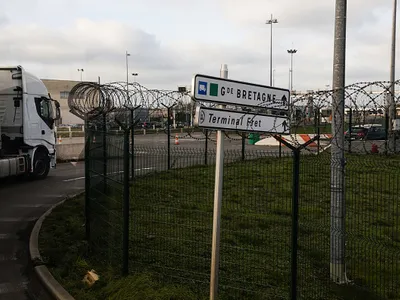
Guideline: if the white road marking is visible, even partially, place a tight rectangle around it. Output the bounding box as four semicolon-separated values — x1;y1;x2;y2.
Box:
0;234;17;240
0;281;28;294
0;253;17;261
63;176;85;182
63;167;155;182
0;217;36;222
12;204;53;208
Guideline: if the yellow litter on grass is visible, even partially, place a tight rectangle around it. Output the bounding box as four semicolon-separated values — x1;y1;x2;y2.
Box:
82;269;99;287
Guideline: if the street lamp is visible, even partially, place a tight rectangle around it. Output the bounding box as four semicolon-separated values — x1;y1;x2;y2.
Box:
131;73;139;107
77;69;84;81
131;73;138;83
287;49;297;92
266;15;278;86
125;51;131;93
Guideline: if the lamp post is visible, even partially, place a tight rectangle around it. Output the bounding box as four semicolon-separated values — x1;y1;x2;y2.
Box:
273;69;276;86
287;49;297;93
125;51;130;94
77;69;84;81
266;15;278;86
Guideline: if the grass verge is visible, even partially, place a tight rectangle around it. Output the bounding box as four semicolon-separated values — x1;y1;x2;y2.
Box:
40;153;400;299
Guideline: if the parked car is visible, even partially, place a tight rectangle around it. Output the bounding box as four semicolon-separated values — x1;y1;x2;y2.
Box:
345;127;368;140
365;126;387;140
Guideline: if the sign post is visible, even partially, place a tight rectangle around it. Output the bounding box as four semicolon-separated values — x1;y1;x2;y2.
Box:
191;70;290;300
209;64;228;300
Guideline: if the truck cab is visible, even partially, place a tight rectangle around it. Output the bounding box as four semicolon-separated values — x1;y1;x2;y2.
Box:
0;66;60;179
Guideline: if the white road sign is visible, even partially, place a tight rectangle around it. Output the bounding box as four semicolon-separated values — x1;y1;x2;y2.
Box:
194;106;290;134
191;74;290;110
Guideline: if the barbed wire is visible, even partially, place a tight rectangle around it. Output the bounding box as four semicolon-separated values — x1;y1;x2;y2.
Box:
68;80;400;154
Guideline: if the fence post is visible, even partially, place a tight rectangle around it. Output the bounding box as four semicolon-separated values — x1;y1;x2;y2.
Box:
317;109;321;154
291;149;300;300
273;134;319;300
385;112;389;154
167;107;171;170
131;110;135;179
103;114;107;194
241;134;245;161
84;120;91;243
348;108;352;153
162;104;176;170
122;130;130;275
205;129;208;165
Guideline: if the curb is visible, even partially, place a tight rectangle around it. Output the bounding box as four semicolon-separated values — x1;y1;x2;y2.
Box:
29;192;84;300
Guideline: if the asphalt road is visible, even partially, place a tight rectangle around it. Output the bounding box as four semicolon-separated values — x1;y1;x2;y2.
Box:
0;162;85;299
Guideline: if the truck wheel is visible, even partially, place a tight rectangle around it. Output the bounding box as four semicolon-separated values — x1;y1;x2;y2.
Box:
32;150;50;179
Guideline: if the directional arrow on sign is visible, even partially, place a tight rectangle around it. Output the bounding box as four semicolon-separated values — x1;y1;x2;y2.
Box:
282;120;289;132
281;95;287;107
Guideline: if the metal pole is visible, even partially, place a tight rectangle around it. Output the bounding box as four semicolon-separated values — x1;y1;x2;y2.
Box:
84;119;90;243
270;15;273;86
131;110;135;178
270;15;274;86
167;108;171;170
330;0;348;284
390;0;397;152
122;130;130;275
210;64;228;300
241;134;245;161
315;108;321;154
287;50;297;92
126;51;129;94
385;112;390;155
266;15;277;86
290;149;300;300
348;108;352;153
205;129;208;165
273;134;320;300
291;53;294;92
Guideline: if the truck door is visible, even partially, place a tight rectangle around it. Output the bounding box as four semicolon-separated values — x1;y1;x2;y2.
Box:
34;96;55;145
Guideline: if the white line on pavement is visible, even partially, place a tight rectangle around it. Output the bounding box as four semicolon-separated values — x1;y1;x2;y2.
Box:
0;234;17;240
12;204;53;208
0;281;28;295
63;176;85;182
63;167;155;182
0;253;17;262
0;217;37;222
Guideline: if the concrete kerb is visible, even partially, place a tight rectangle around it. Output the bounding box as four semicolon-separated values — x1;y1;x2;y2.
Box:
29;192;85;300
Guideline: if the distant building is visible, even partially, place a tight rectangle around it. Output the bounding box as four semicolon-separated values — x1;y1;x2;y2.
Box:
42;79;87;125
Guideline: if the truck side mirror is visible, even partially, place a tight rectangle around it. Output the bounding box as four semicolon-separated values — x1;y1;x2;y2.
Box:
52;100;61;120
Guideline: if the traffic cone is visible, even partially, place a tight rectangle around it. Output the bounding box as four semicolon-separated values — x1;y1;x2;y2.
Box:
175;134;179;145
58;136;62;144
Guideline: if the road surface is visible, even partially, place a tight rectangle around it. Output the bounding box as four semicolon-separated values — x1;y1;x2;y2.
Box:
0;163;85;299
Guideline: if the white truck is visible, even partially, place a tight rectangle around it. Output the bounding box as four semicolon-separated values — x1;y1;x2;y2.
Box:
0;66;60;179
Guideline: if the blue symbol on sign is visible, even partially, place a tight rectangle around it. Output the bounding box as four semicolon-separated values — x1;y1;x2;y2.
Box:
198;81;207;95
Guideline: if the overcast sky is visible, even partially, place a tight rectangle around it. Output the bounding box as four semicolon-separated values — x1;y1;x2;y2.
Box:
0;0;396;91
